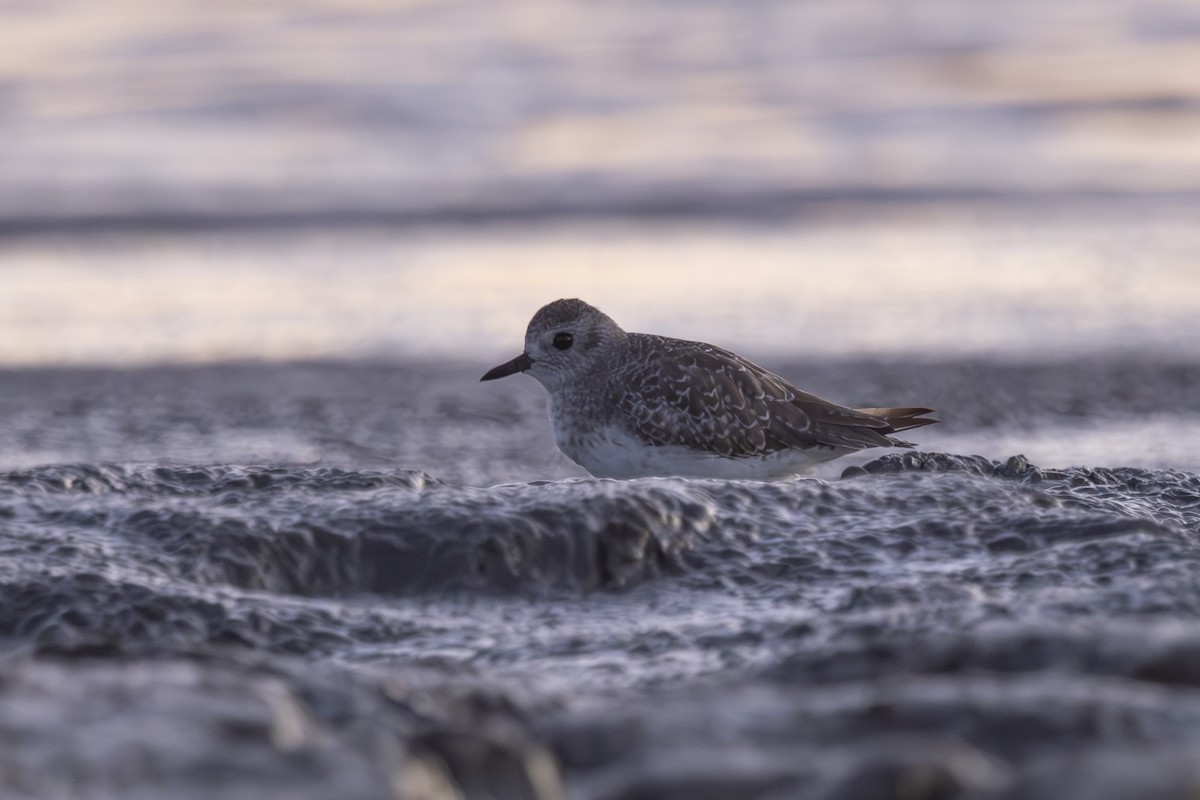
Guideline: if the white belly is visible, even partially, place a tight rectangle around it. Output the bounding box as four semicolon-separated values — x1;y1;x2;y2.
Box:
555;422;847;480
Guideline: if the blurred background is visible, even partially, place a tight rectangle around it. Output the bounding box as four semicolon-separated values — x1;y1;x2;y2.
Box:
1;0;1198;367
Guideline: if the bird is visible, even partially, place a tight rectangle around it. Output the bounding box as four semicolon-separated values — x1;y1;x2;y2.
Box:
480;299;937;479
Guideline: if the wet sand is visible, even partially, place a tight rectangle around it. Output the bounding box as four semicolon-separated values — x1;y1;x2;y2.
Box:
0;359;1197;798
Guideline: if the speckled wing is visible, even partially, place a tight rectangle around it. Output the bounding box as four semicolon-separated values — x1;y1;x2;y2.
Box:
612;336;902;458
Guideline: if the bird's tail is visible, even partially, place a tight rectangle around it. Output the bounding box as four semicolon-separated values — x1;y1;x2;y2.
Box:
854;406;939;433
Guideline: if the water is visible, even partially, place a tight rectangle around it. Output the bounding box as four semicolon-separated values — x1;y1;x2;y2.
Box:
5;0;1200;227
3;211;1200;366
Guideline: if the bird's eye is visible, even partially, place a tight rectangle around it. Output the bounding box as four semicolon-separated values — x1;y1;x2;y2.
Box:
553;332;574;350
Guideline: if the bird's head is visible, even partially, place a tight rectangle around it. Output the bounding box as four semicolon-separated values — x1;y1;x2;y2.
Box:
480;298;626;391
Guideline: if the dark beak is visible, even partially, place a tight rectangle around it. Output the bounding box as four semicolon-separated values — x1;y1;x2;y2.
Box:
480;352;534;381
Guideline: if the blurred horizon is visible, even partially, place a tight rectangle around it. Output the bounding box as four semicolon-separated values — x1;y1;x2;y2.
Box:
1;0;1198;366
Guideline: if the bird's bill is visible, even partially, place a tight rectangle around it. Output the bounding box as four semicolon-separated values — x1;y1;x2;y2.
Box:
480;352;534;381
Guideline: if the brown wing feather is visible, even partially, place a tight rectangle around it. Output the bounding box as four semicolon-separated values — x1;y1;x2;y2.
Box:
855;407;940;433
613;336;930;457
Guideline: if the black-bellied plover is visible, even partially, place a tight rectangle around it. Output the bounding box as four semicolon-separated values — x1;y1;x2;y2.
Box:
481;299;937;479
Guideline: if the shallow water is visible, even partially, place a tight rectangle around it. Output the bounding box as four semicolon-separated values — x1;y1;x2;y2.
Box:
5;0;1200;227
1;359;1199;798
3;211;1200;367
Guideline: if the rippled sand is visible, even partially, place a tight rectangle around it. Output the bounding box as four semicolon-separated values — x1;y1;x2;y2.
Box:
0;359;1195;797
3;447;1200;798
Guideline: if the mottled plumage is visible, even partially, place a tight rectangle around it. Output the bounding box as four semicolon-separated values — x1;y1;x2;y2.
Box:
481;299;937;479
